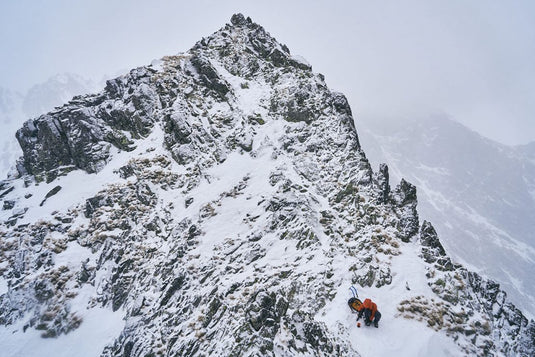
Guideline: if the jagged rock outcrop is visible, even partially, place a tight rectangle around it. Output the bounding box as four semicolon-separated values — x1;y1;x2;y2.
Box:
15;68;159;182
391;178;419;242
1;13;534;357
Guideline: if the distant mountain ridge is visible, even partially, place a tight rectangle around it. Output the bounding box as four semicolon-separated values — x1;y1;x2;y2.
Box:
1;14;534;357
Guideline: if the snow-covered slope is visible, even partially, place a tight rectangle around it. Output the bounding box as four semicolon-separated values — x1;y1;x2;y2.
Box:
1;14;534;357
358;116;535;319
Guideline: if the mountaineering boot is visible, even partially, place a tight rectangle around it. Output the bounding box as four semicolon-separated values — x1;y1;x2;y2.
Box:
374;321;379;328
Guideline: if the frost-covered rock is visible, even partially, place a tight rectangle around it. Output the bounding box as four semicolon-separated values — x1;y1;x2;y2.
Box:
15;68;160;182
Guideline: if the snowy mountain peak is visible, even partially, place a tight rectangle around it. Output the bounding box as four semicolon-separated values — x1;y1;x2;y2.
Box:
230;13;249;26
1;14;534;357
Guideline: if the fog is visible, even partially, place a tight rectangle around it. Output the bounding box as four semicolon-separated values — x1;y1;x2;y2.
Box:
1;0;534;145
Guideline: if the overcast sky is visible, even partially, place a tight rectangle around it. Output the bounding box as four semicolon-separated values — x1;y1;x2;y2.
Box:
1;0;534;145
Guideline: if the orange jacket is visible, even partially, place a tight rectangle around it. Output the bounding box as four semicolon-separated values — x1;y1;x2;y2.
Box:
357;298;378;321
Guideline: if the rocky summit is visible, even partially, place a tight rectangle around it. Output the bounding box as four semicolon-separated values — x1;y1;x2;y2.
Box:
0;13;534;357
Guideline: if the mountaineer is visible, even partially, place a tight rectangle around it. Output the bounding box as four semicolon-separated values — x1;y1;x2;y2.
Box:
348;297;382;328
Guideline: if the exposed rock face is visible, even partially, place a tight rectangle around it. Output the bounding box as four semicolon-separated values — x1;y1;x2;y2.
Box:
1;13;534;357
1;75;98;179
391;178;419;242
16;68;159;182
375;163;390;204
420;220;448;265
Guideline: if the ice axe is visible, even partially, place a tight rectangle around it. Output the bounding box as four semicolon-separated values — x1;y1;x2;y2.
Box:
349;285;359;299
